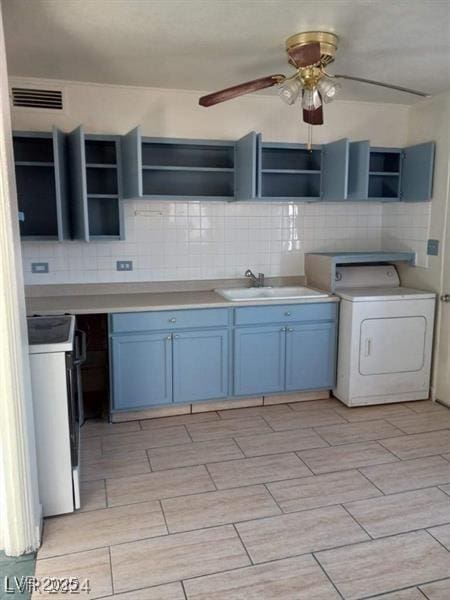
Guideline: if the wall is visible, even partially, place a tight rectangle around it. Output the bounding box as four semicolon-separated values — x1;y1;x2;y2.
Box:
10;76;410;285
388;91;450;402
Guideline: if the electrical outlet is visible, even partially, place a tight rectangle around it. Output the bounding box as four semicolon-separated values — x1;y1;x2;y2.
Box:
116;260;133;271
427;239;439;256
31;262;49;274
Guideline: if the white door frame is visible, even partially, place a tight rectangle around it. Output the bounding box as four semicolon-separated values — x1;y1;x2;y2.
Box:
0;6;42;555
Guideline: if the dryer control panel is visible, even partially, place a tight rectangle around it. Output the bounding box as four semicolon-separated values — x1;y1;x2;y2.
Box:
334;265;400;289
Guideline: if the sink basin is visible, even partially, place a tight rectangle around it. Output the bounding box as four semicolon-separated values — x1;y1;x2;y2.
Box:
215;286;330;302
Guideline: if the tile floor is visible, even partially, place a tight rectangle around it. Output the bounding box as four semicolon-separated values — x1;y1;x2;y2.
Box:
34;397;450;599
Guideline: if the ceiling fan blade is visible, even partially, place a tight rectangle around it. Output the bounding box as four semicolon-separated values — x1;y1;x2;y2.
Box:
199;75;285;107
333;74;430;97
303;105;323;125
288;42;321;68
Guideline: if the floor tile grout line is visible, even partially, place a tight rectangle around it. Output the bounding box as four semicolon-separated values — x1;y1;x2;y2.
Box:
340;503;374;541
158;499;170;538
311;552;346;599
145;448;153;472
261;482;284;515
357;577;449;600
107;546;114;596
425;527;450;552
180;579;188;600
203;463;218;491
355;467;387;496
36;523;450;569
231;523;254;566
183;424;195;443
76;479;450;516
259;414;277;432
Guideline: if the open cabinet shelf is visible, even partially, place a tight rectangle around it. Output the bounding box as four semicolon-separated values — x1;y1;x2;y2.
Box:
13;129;70;240
69;128;124;241
122;127;236;200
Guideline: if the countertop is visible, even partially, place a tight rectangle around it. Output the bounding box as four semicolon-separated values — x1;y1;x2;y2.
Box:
26;287;339;316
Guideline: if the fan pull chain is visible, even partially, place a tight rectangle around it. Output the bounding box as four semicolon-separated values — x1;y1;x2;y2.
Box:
307;123;313;151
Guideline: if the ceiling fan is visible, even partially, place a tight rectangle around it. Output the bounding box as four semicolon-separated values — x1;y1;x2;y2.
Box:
198;31;430;125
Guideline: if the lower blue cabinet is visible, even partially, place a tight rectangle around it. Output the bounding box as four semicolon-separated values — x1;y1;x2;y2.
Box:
173;329;228;403
111;332;172;409
285;322;337;391
234;326;285;396
110;303;338;412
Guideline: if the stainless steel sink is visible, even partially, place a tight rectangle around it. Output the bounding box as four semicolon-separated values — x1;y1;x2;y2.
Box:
214;286;330;302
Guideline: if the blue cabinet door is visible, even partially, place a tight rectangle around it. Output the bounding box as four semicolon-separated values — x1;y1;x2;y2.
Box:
401;142;435;202
173;329;228;403
112;332;172;410
68;126;89;241
235;131;257;200
321;138;349;201
348;140;370;200
121;126;143;198
234;326;285;396
285;322;337;391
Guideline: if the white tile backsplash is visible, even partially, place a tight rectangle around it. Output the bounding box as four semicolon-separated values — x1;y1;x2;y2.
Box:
22;200;385;285
381;203;432;267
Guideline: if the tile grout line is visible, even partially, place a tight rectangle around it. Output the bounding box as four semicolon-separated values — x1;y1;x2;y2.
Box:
203;463;218;491
107;546;114;596
180;579;189;600
311;552;346;599
35;523;450;568
231;523;254;566
355;467;387;496
425;527;450;553
340;503;374;541
158;499;170;537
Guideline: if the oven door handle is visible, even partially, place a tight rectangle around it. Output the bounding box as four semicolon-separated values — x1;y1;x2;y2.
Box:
74;329;87;366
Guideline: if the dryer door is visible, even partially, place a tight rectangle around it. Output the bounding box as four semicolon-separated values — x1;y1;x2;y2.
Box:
359;316;426;375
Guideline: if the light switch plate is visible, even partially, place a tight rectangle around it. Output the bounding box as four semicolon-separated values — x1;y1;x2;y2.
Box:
31;262;49;274
427;239;439;256
116;260;133;271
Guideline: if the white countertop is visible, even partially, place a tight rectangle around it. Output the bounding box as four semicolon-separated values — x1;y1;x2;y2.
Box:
26;288;339;316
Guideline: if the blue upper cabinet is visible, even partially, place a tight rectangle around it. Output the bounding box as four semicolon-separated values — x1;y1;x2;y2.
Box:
321;138;349;201
400;142;435;202
121;127;235;201
357;142;435;203
13;128;70;240
368;147;402;201
256;138;322;201
69;126;124;241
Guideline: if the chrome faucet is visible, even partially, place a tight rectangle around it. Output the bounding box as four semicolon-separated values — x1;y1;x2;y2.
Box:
245;269;265;288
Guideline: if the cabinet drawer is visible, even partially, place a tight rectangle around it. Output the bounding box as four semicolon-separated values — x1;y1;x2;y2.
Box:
234;302;337;326
111;308;229;333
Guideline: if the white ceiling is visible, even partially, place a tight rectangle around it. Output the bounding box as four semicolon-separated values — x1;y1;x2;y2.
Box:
3;0;450;104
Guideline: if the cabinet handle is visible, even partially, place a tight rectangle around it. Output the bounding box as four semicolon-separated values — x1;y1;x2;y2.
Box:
364;338;372;357
166;335;172;340
287;328;294;332
284;311;291;316
168;317;177;323
280;327;286;332
173;334;179;339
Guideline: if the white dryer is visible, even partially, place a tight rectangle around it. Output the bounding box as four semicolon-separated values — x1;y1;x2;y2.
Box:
333;265;436;406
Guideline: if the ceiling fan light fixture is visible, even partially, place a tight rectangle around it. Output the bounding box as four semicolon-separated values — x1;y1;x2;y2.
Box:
302;87;322;110
317;76;341;103
278;78;301;105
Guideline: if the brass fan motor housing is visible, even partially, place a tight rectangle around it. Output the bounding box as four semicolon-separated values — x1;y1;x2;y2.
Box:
285;31;338;67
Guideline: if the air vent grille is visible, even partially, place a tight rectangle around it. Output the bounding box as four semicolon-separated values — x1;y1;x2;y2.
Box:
11;87;63;110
